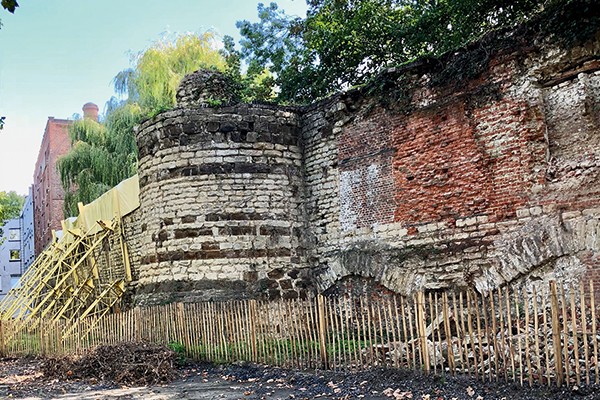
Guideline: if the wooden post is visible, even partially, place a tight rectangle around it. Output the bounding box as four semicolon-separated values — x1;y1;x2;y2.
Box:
503;287;516;382
442;292;455;374
309;299;320;368
289;300;300;368
541;288;551;387
335;298;346;369
532;286;542;386
434;293;444;375
513;290;524;386
579;283;590;386
428;292;436;374
408;295;417;369
560;285;570;386
345;297;355;370
388;296;399;369
497;287;508;382
250;300;258;362
590;281;599;384
472;291;484;382
550;281;563;387
317;294;329;369
276;301;289;366
271;303;281;366
219;303;230;362
457;292;469;375
256;301;266;364
329;298;338;370
367;297;375;368
569;286;580;386
377;299;387;369
466;291;478;379
400;296;410;369
524;290;533;387
417;291;430;373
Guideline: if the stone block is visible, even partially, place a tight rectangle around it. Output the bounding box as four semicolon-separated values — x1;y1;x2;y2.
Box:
529;206;543;216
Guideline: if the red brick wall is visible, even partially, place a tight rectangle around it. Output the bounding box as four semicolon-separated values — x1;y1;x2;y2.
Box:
391;99;546;225
338;96;548;230
33;118;72;255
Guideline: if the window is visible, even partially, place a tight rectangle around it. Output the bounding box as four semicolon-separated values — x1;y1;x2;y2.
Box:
9;249;20;261
8;228;19;241
10;275;20;290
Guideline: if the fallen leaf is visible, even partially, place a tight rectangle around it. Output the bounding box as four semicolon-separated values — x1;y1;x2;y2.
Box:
466;386;475;397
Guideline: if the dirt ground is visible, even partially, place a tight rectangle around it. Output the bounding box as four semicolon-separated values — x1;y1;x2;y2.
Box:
1;357;599;400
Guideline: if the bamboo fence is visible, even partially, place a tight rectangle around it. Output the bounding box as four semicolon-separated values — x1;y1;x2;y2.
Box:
1;280;598;388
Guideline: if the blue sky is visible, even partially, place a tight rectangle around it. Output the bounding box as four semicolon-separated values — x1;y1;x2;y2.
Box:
0;0;307;195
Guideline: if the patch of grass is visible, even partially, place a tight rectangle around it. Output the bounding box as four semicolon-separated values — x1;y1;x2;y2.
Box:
167;340;186;365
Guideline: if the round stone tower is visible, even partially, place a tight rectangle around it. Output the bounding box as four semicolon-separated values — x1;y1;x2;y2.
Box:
134;69;309;305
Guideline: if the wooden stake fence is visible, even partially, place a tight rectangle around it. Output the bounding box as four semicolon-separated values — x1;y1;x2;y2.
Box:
1;280;599;387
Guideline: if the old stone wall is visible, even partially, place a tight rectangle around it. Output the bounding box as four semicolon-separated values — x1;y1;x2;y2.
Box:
126;21;600;304
304;31;600;298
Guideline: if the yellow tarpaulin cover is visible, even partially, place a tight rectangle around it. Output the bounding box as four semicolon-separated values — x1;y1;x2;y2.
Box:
62;174;140;234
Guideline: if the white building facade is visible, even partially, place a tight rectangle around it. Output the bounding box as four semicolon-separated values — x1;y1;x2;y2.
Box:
0;218;22;300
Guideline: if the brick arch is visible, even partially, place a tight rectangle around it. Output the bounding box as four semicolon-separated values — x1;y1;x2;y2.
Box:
312;241;431;296
312;213;600;297
476;214;599;293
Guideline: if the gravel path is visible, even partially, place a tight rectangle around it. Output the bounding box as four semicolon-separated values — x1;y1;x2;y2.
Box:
2;357;599;399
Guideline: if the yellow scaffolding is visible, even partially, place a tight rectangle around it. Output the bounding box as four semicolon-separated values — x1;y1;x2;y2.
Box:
0;175;139;340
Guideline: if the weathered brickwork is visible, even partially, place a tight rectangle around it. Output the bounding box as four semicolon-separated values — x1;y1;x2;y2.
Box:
339;108;396;230
126;23;600;304
390;99;545;225
302;32;600;297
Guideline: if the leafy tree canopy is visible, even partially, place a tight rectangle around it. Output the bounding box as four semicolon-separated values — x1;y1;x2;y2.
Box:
0;191;24;223
113;33;227;116
0;0;18;31
1;0;18;13
58;105;142;216
59;33;227;217
234;0;578;104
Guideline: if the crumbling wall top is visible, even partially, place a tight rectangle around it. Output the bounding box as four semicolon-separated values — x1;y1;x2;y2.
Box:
176;69;239;108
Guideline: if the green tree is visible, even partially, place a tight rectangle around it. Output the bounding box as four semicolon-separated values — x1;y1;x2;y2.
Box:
0;0;18;30
113;32;227;116
1;0;18;13
58;104;142;216
220;35;276;102
235;0;554;103
233;2;318;102
59;33;228;217
0;191;24;223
